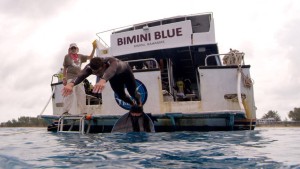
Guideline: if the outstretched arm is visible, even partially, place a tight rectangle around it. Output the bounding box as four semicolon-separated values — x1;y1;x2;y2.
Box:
62;65;92;97
62;83;74;97
92;58;118;93
92;78;107;93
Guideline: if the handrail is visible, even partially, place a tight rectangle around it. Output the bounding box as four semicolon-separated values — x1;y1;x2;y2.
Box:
204;54;225;66
96;12;213;36
205;52;245;66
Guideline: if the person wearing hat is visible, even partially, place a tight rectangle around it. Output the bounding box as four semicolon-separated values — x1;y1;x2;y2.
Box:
62;41;97;115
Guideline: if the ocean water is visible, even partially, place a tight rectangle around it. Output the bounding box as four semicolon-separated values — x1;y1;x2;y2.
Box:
0;127;299;169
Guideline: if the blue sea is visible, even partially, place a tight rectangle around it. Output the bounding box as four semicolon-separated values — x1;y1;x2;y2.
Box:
0;127;299;169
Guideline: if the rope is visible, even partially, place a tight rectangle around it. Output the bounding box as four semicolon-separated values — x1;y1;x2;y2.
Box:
241;71;254;88
223;48;254;88
223;49;245;65
39;86;55;117
238;66;254;88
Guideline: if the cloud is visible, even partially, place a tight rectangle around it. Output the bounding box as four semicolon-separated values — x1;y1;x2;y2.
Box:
251;11;300;119
275;17;300;112
0;0;72;19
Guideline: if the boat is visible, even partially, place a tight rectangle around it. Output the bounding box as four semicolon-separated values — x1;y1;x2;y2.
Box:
40;12;256;133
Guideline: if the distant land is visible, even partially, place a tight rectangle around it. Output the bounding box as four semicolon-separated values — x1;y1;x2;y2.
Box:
256;121;300;127
0;116;48;127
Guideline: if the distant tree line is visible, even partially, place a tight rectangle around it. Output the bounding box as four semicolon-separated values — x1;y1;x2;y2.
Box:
261;107;300;121
288;108;300;121
0;116;48;127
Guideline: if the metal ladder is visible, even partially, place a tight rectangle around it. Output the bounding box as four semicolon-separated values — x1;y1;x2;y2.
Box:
57;116;86;134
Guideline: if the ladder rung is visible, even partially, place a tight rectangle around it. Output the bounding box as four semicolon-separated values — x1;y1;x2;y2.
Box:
58;131;82;134
57;116;86;134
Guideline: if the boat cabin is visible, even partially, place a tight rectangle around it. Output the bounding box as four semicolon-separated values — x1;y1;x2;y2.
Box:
97;13;220;103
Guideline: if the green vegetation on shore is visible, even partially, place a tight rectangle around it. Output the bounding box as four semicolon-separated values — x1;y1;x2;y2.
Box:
260;107;300;121
0;116;48;127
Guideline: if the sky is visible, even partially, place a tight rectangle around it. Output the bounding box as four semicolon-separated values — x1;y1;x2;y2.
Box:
0;0;299;123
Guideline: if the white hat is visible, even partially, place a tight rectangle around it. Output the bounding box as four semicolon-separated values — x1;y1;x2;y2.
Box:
69;43;78;49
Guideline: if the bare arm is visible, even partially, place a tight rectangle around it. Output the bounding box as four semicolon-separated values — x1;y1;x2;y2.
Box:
93;79;107;93
87;40;97;60
62;67;67;85
62;83;74;97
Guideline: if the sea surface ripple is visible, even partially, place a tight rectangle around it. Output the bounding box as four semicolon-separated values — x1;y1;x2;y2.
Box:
0;127;299;169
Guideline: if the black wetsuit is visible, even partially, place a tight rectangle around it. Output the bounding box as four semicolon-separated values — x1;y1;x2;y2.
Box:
72;57;141;105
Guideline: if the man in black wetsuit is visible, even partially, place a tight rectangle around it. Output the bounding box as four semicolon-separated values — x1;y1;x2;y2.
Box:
62;57;142;108
63;57;153;132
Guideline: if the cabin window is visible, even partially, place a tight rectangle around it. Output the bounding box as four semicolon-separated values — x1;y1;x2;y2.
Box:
115;14;211;34
187;14;211;33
